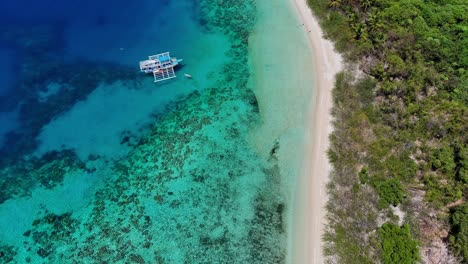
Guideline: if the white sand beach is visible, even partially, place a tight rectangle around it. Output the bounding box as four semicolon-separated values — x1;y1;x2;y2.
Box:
249;0;342;262
289;0;343;263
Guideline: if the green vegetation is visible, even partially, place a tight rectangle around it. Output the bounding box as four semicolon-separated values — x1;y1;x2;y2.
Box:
378;223;420;264
307;0;467;262
375;178;406;208
449;204;468;260
358;167;369;184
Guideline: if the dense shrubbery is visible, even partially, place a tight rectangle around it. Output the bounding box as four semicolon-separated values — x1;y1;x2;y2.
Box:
449;204;468;260
378;223;420;264
374;178;406;208
308;0;467;262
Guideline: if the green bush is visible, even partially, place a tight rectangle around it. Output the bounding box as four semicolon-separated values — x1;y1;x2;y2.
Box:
455;144;467;184
359;167;370;184
386;154;418;182
430;146;456;174
449;203;468;260
375;178;406;207
424;175;463;208
378;223;420;264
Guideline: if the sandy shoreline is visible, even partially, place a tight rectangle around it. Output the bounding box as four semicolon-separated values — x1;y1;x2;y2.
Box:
289;0;343;263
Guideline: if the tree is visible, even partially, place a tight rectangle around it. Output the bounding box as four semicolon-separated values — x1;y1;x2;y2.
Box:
378;223;420;264
430;146;456;175
367;13;384;33
375;178;406;207
360;0;373;11
449;203;468;261
386;52;407;77
455;144;468;184
329;0;342;8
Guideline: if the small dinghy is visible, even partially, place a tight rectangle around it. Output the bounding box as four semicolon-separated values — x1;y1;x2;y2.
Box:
184;73;192;79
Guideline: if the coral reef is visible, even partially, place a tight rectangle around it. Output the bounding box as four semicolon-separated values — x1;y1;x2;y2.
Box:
0;150;85;204
0;245;17;263
28;212;77;259
0;0;288;263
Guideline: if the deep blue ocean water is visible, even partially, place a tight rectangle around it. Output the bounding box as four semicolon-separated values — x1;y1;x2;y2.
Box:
0;0;227;159
0;0;288;262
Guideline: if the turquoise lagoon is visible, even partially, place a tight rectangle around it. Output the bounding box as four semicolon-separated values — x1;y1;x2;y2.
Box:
0;0;316;263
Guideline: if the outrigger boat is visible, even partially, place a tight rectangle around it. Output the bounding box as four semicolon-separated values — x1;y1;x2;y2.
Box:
139;52;183;82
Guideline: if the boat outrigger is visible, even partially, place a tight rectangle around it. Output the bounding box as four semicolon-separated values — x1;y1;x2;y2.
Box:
139;52;183;82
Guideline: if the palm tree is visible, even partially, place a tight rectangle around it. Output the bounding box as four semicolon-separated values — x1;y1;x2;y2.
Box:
353;22;365;40
367;13;384;33
329;0;342;8
360;0;373;11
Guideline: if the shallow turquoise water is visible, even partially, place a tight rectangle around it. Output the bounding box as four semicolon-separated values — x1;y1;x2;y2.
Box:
0;0;320;261
0;0;294;262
